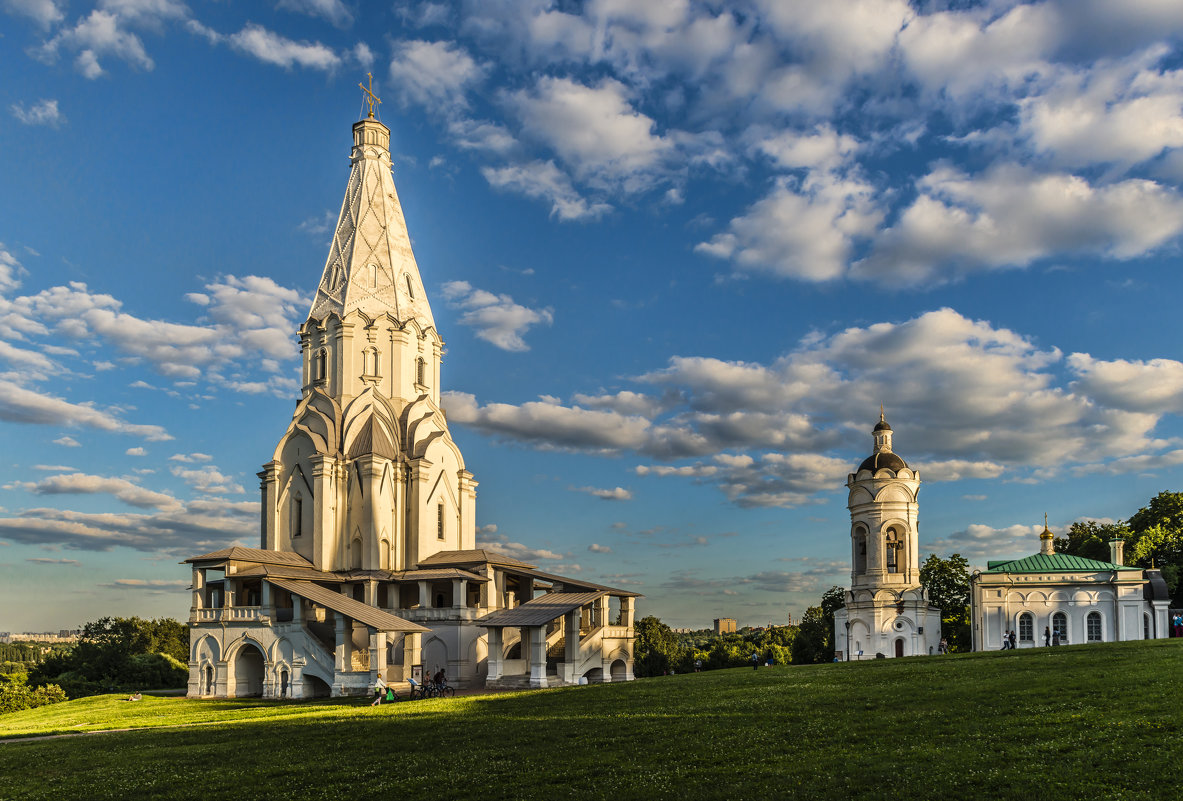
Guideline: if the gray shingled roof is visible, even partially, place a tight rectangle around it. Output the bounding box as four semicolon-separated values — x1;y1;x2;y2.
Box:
268;579;428;633
417;549;538;570
476;591;606;628
184;547;314;568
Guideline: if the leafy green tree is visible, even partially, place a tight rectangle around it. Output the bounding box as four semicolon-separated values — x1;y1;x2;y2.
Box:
792;606;832;664
1054;521;1131;563
1126;492;1183;604
29;617;189;697
0;673;67;715
919;554;971;652
634;616;685;677
1128;492;1183;535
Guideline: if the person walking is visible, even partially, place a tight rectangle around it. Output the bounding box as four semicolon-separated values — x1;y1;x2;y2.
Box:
751;652;759;670
1174;613;1183;638
1001;630;1010;650
1008;630;1017;650
371;674;387;706
1043;626;1051;647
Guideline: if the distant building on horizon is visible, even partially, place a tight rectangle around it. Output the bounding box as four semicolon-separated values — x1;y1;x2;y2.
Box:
714;617;737;634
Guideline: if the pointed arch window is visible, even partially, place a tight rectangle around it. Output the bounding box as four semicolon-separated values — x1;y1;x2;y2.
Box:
417;357;427;387
292;495;303;538
405;274;415;299
854;527;867;575
437;502;445;541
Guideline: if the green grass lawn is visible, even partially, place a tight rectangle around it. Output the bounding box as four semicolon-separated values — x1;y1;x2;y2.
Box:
2;640;1181;800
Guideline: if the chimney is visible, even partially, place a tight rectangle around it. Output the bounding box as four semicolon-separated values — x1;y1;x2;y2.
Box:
1108;538;1124;566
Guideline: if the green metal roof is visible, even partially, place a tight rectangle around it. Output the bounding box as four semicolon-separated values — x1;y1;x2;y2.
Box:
984;552;1142;574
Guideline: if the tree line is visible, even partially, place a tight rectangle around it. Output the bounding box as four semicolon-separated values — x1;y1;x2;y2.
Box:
1;617;190;714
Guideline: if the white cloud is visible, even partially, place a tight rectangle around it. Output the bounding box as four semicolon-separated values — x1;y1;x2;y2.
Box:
475;528;564;563
102;578;190;590
926;523;1046;564
588;543;612;553
389;39;485;109
481;160;611;221
53;436;80;447
125;446;146;456
439;280;553;351
3;0;64;28
10;99;64;127
14;472;182;511
168;452;212;463
1018;49;1183;171
27;557;81;566
572;486;633;501
855;164;1183;285
0;496;257;553
229;24;341;71
0;244;25;293
1069;354;1183;414
37;9;156;79
511;76;672;191
169;465;244;495
277;0;353;28
0;384;171;440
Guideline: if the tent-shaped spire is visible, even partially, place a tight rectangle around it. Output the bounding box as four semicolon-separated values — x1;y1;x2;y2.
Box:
308;116;435;328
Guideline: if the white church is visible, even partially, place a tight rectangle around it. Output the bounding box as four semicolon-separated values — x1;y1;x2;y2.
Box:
832;414;943;660
184;106;638;699
833;414;1173;658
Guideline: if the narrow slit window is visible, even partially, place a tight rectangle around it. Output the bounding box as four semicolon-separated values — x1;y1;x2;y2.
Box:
293;496;303;538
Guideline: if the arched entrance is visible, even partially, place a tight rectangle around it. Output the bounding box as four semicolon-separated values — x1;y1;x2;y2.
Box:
894;638;904;658
583;667;604;684
233;643;266;697
610;659;627;682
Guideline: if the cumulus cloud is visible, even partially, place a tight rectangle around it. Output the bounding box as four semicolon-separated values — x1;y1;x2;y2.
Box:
2;274;305;395
0;497;258;553
36;8;159;79
229;24;341;71
588;543;612;553
125;447;146;456
0;384;171;441
10;98;64;127
481;160;612;221
926;523;1047;564
475;528;564;563
511;76;673;191
854;164;1183;285
53;436;80;447
572;486;633;501
277;0;353;28
3;0;64;28
13;472;182;511
439;281;553;352
446;306;1183;506
389;39;485;109
169;465;244;495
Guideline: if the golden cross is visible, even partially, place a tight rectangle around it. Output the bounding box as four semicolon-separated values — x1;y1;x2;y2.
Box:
359;72;381;118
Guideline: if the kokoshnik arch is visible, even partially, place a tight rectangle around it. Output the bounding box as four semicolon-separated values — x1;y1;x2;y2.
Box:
183;101;639;699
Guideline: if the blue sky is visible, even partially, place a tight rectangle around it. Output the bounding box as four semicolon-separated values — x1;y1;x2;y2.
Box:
3;0;1183;631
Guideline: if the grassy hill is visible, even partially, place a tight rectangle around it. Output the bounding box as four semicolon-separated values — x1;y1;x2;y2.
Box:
2;640;1182;800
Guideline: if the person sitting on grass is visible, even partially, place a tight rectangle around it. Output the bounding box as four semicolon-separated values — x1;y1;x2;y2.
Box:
126;692;142;702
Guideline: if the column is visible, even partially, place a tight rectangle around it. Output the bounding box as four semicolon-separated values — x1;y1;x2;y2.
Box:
486;628;503;682
528;625;548;688
418;581;430;608
452;578;464;609
371;632;386;683
261;581;274;620
310;455;337;571
365;579;378;607
404;631;422;677
292;594;303;624
258;461;280;550
334;613;347;673
565;610;580;681
458;471;478;550
191;568;205;614
622;597;635;628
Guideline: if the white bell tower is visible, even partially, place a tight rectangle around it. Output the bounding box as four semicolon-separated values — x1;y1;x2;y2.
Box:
833;412;941;659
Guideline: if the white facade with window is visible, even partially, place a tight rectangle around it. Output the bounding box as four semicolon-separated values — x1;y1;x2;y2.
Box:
970;528;1171;650
833;414;942;660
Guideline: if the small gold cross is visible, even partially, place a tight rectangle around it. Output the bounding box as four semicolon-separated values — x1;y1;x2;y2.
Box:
359;72;381;119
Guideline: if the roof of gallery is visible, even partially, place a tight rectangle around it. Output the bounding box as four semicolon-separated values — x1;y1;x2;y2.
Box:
984;553;1143;574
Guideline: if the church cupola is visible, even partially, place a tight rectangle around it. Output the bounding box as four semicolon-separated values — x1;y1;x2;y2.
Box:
859;409;909;474
1040;515;1055;556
